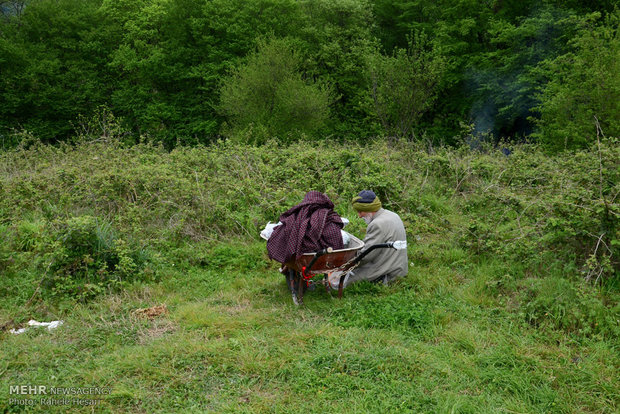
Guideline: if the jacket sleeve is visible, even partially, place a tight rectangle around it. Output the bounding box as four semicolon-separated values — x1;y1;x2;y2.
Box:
347;222;385;282
359;221;384;264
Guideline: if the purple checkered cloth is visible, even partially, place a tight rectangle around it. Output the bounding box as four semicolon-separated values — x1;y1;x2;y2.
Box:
267;191;344;264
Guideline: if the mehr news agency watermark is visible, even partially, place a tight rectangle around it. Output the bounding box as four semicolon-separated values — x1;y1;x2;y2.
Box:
8;384;111;407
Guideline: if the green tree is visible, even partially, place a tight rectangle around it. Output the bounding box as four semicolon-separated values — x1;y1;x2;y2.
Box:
0;0;112;142
468;5;580;139
219;37;332;143
368;1;612;142
370;0;496;140
105;0;303;145
368;32;445;139
0;1;28;23
297;0;381;138
534;11;619;151
103;0;214;143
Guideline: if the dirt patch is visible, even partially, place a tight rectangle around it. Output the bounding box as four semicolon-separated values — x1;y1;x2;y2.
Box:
133;304;168;319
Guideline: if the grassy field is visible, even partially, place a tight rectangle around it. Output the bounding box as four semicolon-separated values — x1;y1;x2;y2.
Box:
0;139;618;412
1;239;618;413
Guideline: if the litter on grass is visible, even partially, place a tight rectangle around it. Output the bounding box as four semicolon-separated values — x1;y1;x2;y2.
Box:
9;320;64;334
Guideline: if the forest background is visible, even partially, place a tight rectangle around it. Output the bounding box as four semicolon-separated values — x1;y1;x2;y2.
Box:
0;1;619;412
0;0;618;150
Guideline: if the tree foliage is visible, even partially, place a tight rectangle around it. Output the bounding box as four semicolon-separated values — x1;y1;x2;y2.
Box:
0;0;617;149
296;0;381;138
0;0;111;141
219;37;332;143
368;32;445;138
468;5;579;139
534;11;619;151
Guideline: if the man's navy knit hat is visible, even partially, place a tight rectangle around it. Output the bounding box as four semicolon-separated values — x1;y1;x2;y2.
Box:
357;190;377;203
352;190;382;212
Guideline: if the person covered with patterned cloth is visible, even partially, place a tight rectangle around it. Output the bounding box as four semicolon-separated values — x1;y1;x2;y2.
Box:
330;190;408;288
266;191;344;266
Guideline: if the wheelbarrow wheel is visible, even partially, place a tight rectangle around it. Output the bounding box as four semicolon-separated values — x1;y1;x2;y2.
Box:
286;269;306;306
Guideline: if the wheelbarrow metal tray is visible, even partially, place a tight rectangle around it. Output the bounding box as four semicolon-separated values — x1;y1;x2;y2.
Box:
286;233;364;274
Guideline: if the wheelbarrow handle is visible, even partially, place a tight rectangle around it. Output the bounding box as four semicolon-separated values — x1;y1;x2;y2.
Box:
349;240;407;266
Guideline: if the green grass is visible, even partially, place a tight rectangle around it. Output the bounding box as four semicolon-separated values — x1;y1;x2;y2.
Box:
1;238;618;413
0;139;618;412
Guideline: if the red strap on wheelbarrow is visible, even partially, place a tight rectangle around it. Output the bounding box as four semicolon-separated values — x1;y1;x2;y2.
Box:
301;266;312;285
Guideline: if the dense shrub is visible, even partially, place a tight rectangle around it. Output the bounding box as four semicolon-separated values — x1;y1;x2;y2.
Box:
219;37;332;143
1;214;155;302
518;276;620;338
458;139;619;282
44;216;153;300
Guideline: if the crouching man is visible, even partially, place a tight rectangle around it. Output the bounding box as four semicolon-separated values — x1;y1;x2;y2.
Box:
333;190;409;288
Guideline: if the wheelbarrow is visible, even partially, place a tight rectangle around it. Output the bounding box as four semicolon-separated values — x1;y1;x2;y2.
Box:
279;232;407;305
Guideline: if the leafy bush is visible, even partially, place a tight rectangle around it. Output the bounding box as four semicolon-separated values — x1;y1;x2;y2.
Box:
457;139;619;283
219;37;332;143
1;215;155;303
1;138;617;281
519;276;619;338
42;216;153;301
